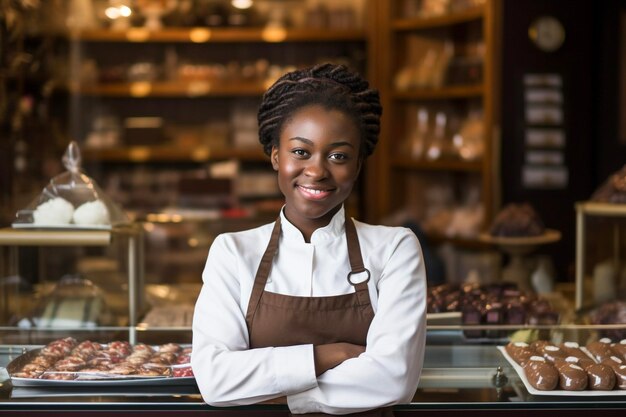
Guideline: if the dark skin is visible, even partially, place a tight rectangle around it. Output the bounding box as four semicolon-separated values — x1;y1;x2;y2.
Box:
270;104;366;375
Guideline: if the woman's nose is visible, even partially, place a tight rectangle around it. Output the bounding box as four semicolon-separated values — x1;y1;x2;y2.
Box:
303;156;328;180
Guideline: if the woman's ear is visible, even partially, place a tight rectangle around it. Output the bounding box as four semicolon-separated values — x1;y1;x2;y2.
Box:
271;146;279;171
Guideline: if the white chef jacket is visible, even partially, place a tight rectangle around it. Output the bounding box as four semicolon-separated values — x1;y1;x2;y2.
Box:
191;206;426;415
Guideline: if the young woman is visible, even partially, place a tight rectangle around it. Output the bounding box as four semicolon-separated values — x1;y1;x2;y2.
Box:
192;64;426;416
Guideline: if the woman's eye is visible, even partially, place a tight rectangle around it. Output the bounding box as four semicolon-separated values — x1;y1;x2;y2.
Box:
329;153;348;161
292;149;308;157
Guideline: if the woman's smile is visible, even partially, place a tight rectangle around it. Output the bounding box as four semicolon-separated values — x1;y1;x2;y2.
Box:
296;184;334;200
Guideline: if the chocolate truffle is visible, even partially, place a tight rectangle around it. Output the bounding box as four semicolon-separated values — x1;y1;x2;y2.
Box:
538;344;567;362
505;342;535;366
530;340;551;351
611;340;626;362
524;356;559;390
554;362;588;391
585;363;616;390
560;341;591;361
587;338;614;362
553;356;595;370
601;356;626;389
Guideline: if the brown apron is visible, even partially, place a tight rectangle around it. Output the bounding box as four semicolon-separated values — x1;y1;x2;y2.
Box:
245;212;394;417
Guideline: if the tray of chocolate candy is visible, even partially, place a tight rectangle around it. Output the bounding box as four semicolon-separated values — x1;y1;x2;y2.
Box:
427;283;559;339
7;337;195;387
498;338;626;395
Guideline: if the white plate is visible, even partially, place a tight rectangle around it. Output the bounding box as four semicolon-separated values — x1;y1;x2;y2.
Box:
497;346;626;396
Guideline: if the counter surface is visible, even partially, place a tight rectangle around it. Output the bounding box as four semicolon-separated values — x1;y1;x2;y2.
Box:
1;344;626;414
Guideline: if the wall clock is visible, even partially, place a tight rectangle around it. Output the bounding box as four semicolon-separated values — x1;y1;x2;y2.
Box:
528;16;566;52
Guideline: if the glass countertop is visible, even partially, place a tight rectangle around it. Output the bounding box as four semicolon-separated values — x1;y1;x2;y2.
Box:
0;344;625;411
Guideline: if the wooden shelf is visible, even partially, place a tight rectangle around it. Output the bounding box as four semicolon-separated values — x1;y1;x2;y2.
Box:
575;201;626;217
392;6;484;31
392;157;483;172
0;228;112;246
71;80;269;98
392;85;484;100
82;146;268;163
372;0;500;237
68;27;366;43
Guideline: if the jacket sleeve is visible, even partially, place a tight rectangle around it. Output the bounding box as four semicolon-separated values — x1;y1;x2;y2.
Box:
191;234;318;406
286;229;427;414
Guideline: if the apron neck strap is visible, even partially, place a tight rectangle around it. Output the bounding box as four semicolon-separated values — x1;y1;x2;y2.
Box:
246;215;282;328
344;213;366;274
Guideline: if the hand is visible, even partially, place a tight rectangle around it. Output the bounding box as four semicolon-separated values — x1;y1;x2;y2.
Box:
313;343;365;376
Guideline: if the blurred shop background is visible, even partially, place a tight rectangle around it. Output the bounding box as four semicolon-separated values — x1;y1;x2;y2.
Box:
0;0;625;338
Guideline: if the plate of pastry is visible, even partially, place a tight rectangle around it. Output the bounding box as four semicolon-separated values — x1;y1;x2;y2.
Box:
498;339;626;396
7;338;195;387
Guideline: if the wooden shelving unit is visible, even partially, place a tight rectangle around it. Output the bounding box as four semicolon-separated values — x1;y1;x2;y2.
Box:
82;146;267;163
392;6;485;31
391;84;484;100
68;27;366;43
70;80;268;98
67;0;374;223
371;0;501;243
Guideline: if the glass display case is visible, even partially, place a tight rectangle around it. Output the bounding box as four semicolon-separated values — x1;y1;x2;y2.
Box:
135;212;275;345
0;225;143;344
575;201;626;310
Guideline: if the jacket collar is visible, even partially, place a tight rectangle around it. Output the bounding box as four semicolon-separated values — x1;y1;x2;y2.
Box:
279;205;345;244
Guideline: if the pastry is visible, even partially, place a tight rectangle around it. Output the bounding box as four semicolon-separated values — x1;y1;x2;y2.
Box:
9;337;193;382
611;339;626;362
523;356;559;390
537;344;567;362
21;363;47;374
489;203;545;237
591;164;626;203
530;340;551;351
553;362;588;391
157;343;182;354
148;352;177;365
12;371;42;379
587;338;614;362
553;356;594;370
73;200;110;225
601;356;626;389
132;344;155;354
588;302;626;341
505;342;535;366
560;342;590;361
584;363;616;390
126;355;149;366
33;197;74;226
173;366;194;377
108;364;137;375
41;337;77;358
53;357;86;372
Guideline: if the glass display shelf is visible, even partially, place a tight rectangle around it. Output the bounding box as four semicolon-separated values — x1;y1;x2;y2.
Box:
1;340;626;415
0;226;144;345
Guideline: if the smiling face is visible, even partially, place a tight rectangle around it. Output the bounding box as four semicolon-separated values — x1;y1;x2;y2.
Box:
271;104;362;239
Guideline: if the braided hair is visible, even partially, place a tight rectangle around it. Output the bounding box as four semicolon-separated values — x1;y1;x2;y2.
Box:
257;63;382;159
